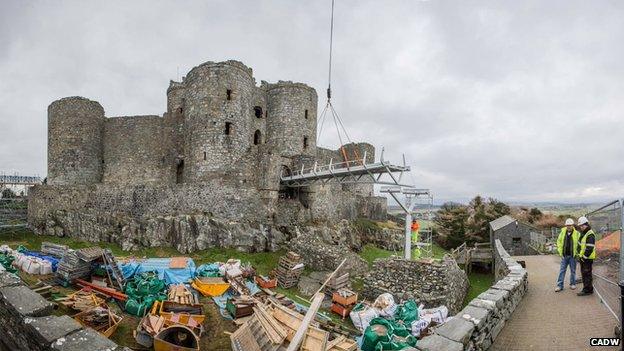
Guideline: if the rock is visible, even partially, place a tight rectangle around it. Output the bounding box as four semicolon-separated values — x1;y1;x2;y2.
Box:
0;286;54;317
297;276;321;296
51;329;118;351
24;315;82;346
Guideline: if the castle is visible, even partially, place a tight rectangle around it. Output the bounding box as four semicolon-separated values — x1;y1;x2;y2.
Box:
28;60;387;252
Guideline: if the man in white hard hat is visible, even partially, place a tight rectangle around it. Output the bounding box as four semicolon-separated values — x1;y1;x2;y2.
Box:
555;218;579;292
576;216;596;296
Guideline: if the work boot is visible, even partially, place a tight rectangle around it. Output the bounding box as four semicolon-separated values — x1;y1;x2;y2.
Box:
570;284;576;290
555;286;562;292
577;291;593;296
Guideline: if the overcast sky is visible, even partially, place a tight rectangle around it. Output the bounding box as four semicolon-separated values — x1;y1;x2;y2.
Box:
1;0;623;204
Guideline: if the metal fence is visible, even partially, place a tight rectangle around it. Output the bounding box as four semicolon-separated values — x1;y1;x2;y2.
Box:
0;198;28;230
585;200;622;325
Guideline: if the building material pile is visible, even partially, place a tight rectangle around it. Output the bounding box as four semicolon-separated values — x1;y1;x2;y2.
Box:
276;252;304;288
41;242;68;258
331;289;357;320
326;271;350;293
56;251;93;284
168;283;198;305
73;306;123;338
56;288;106;311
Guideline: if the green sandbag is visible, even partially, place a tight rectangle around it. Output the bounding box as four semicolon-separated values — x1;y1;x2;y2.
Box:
362;318;395;351
0;253;17;274
124;271;167;316
395;299;419;325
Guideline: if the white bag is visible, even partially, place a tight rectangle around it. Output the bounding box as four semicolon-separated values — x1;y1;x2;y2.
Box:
40;261;53;275
419;305;449;324
26;259;42;275
349;305;379;332
373;293;397;318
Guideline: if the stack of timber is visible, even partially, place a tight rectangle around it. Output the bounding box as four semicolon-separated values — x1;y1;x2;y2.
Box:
276;252;304;289
325;271;349;293
325;336;357;351
56;288;105;311
231;304;287;351
30;280;53;298
41;242;68;258
270;302;328;351
168;283;198;305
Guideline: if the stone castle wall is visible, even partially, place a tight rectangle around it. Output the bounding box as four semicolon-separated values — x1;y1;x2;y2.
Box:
102;115;170;184
416;239;529;351
32;59;388;252
47;97;104;186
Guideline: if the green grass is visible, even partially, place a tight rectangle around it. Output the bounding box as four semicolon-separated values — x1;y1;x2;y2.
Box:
359;243;450;268
0;227;285;274
464;270;495;306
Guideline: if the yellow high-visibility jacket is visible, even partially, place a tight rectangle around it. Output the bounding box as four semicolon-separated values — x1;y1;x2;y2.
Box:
556;227;579;257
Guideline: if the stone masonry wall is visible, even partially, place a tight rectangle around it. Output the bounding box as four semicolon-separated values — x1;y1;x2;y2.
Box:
102;115;169;184
0;270;127;351
362;256;469;314
416;239;528;351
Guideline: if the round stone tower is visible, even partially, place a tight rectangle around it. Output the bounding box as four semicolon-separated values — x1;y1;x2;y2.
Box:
182;61;255;182
47;97;104;185
266;82;318;157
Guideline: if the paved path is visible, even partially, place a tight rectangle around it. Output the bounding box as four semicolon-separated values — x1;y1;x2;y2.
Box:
491;255;619;351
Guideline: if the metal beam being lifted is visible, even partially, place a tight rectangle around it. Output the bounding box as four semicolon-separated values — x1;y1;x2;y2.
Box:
279;151;411;188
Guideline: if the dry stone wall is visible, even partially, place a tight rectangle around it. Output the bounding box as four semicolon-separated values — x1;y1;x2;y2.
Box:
362;256;469;314
0;270;128;351
416;239;528;351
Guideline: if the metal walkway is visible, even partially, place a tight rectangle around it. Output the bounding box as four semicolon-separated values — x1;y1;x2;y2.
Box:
0;174;42;186
279;152;411;188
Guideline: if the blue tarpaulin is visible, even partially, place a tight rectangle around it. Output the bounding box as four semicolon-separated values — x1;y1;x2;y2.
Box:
21;250;60;272
119;258;196;285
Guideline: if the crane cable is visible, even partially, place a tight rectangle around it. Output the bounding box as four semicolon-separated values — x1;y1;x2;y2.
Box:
316;0;361;166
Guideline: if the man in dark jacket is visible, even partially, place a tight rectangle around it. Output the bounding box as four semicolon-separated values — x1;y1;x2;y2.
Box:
576;216;596;296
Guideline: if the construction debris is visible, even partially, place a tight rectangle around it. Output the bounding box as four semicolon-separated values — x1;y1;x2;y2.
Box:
56;288;106;311
41;242;68;258
276;252;304;289
57;251;94;284
227;295;256;319
154;325;200;351
331;288;357;320
73;306;123;338
168;283;198;305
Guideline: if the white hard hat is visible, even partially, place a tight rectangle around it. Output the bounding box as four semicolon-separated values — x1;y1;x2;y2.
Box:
578;216;589;226
565;218;574;226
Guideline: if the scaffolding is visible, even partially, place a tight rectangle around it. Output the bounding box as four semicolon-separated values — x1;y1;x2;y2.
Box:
381;186;433;260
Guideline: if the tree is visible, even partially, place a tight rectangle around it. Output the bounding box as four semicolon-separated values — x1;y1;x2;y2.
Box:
434;202;470;249
434;195;511;249
1;188;16;199
527;208;543;223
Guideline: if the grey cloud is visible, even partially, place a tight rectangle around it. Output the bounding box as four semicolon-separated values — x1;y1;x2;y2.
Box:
1;0;623;204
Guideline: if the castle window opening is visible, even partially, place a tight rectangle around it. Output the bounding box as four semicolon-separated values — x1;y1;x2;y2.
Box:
304;109;308;119
254;130;262;145
265;110;268;118
176;160;184;184
226;89;232;100
225;122;232;135
203;151;207;161
303;136;308;149
254;106;263;118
